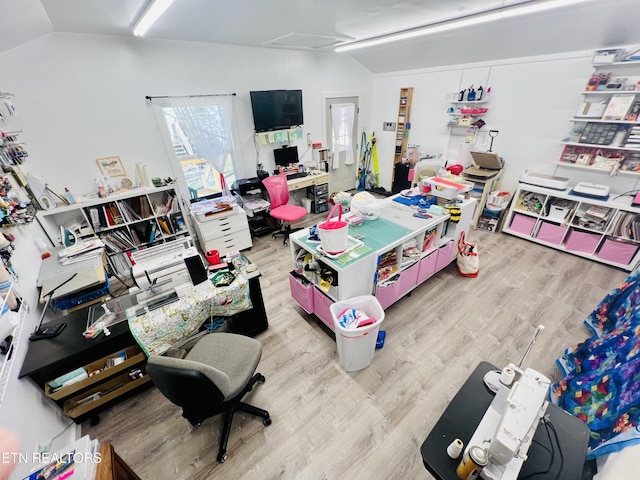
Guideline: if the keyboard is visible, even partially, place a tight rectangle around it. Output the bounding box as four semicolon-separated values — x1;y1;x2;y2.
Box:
287;172;309;180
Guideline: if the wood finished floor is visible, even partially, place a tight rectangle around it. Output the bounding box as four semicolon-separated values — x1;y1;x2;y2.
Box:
83;217;628;480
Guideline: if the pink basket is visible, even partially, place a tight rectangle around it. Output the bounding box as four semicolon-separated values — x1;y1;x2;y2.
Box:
318;204;349;254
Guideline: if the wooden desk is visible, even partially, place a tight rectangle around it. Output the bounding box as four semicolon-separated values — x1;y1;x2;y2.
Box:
286;171;329;192
420;361;590;480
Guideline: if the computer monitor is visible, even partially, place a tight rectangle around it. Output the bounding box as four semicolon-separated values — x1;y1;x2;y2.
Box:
274;146;299;167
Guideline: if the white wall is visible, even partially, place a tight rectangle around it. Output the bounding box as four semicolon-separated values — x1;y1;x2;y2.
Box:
371;49;640;195
0;33;373;197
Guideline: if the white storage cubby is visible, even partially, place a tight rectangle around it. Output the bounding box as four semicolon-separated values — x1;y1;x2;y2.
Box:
288;198;476;323
36;185;190;276
503;183;640;270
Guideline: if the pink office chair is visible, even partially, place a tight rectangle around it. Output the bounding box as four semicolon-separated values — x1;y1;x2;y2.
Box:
262;174;307;246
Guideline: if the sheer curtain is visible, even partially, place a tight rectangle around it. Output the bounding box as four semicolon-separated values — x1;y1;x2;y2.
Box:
151;94;240;200
330;103;356;170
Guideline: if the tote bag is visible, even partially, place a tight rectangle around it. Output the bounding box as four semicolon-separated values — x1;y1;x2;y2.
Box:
456;231;479;278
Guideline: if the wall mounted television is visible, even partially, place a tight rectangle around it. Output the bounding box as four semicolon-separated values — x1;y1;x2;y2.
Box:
250;89;303;132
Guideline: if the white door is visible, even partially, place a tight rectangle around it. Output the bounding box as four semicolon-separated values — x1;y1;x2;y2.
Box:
325;96;359;193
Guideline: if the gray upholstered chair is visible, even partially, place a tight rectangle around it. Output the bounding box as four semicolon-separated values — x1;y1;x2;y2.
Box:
146;332;271;463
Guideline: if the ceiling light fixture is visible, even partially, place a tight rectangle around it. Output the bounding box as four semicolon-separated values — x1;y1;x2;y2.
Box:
335;0;595;52
133;0;174;37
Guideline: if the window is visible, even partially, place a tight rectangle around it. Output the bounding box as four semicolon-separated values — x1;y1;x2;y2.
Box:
152;95;240;202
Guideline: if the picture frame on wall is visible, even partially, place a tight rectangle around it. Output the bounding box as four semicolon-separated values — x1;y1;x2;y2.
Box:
96;156;126;177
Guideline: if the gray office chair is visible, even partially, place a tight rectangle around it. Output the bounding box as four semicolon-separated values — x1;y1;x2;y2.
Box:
146;333;272;463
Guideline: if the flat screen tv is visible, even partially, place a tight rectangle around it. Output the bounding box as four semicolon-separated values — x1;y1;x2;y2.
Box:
250;90;303;132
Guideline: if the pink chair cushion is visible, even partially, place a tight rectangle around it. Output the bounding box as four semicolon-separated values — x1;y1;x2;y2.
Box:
269;205;307;223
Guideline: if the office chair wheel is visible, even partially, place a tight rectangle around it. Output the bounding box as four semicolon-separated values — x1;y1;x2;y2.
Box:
263;416;272;427
257;374;266;384
272;234;277;240
217;451;227;463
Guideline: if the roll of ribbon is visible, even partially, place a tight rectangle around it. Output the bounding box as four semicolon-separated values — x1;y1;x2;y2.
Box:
500;366;515;386
447;438;464;459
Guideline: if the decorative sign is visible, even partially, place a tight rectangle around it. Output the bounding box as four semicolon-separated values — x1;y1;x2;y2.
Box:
96;156;126;177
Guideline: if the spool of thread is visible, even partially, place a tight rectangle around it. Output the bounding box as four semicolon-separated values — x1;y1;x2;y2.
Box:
500;366;515;386
447;438;464;459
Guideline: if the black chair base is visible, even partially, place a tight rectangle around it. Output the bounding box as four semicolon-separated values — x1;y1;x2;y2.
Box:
208;373;271;463
272;223;303;246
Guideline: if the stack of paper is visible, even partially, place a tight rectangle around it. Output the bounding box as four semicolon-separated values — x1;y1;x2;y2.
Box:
58;239;105;266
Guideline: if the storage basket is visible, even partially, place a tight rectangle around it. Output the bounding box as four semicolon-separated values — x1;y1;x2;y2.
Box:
317;204;349;254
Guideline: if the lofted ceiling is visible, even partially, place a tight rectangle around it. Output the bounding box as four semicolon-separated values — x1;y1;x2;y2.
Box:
1;0;640;73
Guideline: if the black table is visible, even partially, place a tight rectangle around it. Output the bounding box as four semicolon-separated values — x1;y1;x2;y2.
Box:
420;361;590;480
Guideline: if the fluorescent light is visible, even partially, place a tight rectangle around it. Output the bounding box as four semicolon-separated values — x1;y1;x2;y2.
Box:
133;0;174;37
335;0;594;52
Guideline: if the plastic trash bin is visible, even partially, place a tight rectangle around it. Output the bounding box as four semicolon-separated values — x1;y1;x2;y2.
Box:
301;197;312;213
329;295;385;372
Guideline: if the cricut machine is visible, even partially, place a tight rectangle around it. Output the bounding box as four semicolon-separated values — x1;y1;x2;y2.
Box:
465;325;550;480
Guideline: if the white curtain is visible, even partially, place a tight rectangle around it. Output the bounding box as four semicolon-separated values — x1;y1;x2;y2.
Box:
151;95;239;198
330;103;356;170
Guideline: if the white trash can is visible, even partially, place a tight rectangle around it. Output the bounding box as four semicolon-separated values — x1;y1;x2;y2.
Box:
301;197;312;213
330;295;385;372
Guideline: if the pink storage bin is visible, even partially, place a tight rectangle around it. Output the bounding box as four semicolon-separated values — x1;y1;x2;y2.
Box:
563;229;600;254
289;272;314;314
375;278;400;310
417;251;437;284
435;241;455;271
398;261;420;297
313;288;335;331
535;222;568;245
510;213;537;236
597;238;639;265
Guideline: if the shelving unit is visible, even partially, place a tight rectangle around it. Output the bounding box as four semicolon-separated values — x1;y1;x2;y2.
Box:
445;90;490;154
555;60;640;176
393;88;414;166
36;185;190;276
503;183;640;271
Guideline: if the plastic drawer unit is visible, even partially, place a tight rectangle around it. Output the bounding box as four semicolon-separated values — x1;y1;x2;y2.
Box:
191;207;252;257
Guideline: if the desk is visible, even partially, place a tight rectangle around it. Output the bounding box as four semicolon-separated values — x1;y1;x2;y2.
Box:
420;361;590;480
286;171;329;192
19;267;268;423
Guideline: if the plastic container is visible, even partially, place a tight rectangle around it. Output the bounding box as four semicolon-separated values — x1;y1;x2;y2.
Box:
423;177;473;200
318;204;349;254
301;198;312;213
329;295;385;372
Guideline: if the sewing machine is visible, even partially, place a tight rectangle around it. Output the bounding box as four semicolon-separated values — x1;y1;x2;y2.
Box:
465;364;550;480
130;238;198;289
